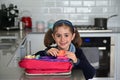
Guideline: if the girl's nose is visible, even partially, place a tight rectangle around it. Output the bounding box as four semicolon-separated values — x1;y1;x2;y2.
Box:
61;36;65;41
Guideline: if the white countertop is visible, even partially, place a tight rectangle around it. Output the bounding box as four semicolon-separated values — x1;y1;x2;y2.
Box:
0;27;120;80
78;29;113;33
28;27;120;34
0;29;85;80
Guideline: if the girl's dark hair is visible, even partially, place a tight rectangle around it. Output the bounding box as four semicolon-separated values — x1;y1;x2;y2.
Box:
44;20;82;48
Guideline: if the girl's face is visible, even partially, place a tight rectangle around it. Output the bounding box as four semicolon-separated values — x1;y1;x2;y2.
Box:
52;26;75;51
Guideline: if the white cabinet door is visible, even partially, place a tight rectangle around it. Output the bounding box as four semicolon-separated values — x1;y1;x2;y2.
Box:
26;33;46;55
115;34;120;80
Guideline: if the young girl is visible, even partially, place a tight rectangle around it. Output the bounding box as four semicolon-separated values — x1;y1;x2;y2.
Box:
35;20;96;80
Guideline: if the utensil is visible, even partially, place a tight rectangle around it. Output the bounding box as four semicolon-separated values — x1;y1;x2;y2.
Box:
94;14;118;29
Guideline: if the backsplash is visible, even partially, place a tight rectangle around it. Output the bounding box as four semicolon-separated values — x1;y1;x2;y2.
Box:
0;0;120;28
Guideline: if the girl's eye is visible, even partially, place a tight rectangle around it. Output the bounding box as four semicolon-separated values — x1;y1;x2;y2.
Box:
56;34;61;37
65;34;69;37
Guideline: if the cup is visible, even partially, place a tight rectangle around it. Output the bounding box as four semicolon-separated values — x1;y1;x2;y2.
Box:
47;19;54;29
36;21;45;32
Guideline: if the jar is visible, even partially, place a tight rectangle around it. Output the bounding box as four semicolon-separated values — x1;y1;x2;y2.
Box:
21;16;32;28
36;21;45;32
47;19;54;29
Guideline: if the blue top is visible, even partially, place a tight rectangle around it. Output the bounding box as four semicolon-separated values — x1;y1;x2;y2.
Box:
35;47;96;80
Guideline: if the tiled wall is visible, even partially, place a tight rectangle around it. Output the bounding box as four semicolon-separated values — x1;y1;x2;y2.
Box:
0;0;120;28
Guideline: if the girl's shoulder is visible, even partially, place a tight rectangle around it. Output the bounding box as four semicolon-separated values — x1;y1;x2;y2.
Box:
76;47;83;52
75;47;86;57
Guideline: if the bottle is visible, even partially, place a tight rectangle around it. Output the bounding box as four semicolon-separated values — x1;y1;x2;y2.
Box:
47;19;54;29
36;21;45;32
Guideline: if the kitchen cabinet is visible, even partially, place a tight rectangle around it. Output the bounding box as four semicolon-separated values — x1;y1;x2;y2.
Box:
115;33;120;80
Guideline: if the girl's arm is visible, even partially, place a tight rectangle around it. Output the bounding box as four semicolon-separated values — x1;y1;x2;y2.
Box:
34;47;59;56
74;48;96;80
34;50;48;56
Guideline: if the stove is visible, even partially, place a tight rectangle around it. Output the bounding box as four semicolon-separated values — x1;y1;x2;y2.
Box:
74;25;112;32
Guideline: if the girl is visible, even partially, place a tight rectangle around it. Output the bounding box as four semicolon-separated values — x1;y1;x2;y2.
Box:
35;20;96;80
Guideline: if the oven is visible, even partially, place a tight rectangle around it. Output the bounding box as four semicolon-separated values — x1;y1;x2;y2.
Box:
81;36;115;79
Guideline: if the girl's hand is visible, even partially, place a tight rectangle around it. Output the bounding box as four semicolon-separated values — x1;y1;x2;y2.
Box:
47;48;59;57
65;51;78;63
57;50;66;57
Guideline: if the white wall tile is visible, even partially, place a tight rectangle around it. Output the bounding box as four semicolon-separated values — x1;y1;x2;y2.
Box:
83;0;95;7
70;1;82;6
70;14;89;20
96;0;109;6
56;1;69;7
109;0;116;6
0;0;120;27
90;7;109;14
77;7;92;13
55;14;69;20
63;7;75;13
38;8;49;13
49;7;63;13
44;1;55;7
108;7;118;14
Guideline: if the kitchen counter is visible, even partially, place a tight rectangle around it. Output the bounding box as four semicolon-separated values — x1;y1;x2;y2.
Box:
24;27;120;34
0;59;85;80
0;29;85;80
77;27;120;33
20;69;85;80
0;27;120;80
0;49;85;80
0;57;85;80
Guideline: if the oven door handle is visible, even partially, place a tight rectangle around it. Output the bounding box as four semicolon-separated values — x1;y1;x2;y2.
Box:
98;47;106;50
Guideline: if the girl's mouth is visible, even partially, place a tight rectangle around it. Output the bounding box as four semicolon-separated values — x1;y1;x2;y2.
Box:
60;42;67;46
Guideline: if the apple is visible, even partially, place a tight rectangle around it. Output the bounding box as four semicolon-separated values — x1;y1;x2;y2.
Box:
57;50;65;57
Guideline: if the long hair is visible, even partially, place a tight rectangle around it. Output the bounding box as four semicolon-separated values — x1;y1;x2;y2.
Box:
72;28;82;48
44;28;82;48
44;29;55;47
44;20;82;48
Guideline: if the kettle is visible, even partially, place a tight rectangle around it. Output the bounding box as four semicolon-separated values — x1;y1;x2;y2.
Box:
21;16;32;28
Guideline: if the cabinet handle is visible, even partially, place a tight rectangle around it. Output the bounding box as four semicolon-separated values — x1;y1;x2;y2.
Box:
98;47;106;50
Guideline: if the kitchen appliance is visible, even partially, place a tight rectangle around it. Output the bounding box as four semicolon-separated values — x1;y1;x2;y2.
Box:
21;16;32;28
0;4;8;29
0;4;19;30
0;10;8;28
74;25;113;33
81;37;115;79
94;15;118;30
